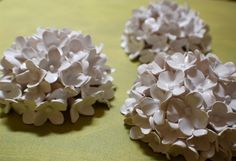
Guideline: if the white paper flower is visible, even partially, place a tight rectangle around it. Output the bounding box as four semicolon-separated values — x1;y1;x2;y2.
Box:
34;100;66;126
121;0;211;63
70;91;103;123
208;102;236;132
167;93;208;136
121;50;236;161
0;28;115;126
0;81;21;113
39;47;68;83
211;61;236;82
187;129;217;160
157;70;185;96
60;62;90;87
15;60;47;88
213;82;236;111
12;100;36;124
166;52;197;71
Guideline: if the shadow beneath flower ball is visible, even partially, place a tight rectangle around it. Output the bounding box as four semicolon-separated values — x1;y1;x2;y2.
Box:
0;112;7;118
3;102;108;136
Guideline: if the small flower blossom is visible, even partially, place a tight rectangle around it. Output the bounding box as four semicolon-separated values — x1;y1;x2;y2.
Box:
34;100;66;126
211;61;236;82
208;102;236;132
187;129;217;160
166;52;197;71
213;82;236;111
167;93;208;136
0;81;21;113
12;100;36;124
16;60;47;88
60;62;91;87
70;91;103;123
157;70;185;96
39;47;69;83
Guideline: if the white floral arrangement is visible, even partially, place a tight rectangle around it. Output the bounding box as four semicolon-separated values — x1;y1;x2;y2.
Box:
121;50;236;161
121;0;211;63
0;28;115;126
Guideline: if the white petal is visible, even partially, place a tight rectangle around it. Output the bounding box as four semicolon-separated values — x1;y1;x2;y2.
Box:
179;118;194;136
162;132;178;144
120;98;136;115
185;92;203;108
153;110;165;125
139;98;159;116
140;127;151;135
186;69;205;87
193;129;208;137
130;126;144;140
12;102;25;114
43;30;58;47
167;98;185;122
22;110;35;124
174;70;185;84
51;100;67;111
69;39;83;52
184;147;199;161
48;47;62;68
45;72;58;83
229;99;236;111
78;105;95;116
70;107;80;123
34;111;48;126
212;102;228;114
172;86;185;96
192;108;208;129
201;145;215;159
15;36;26;49
139;50;155;63
158;70;174;84
150;84;172;102
22;47;37;59
0;82;22;99
49;111;64;125
60;62;90;87
15;71;30;84
226;112;236;125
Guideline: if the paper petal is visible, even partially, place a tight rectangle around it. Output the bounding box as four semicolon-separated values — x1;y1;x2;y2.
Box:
49;111;64;125
130;126;144;140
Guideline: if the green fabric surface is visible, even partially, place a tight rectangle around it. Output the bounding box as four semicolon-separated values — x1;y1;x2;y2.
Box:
0;0;236;161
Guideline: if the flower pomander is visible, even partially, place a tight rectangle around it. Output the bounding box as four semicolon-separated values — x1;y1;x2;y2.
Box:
121;0;211;63
0;28;115;126
121;50;236;161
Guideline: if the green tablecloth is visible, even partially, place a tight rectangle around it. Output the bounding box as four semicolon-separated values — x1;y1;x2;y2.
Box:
0;0;236;161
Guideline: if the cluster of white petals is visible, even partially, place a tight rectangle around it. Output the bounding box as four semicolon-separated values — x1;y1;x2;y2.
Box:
121;50;236;161
0;28;115;126
121;0;211;63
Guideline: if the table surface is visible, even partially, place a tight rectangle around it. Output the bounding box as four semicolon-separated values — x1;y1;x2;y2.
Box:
0;0;236;161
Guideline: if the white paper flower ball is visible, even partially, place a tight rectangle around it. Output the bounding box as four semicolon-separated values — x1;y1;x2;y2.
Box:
121;0;211;63
0;28;115;126
121;50;236;161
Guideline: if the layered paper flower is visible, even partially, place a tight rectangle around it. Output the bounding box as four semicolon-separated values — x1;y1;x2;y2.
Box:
0;28;115;126
121;0;211;63
121;50;236;161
